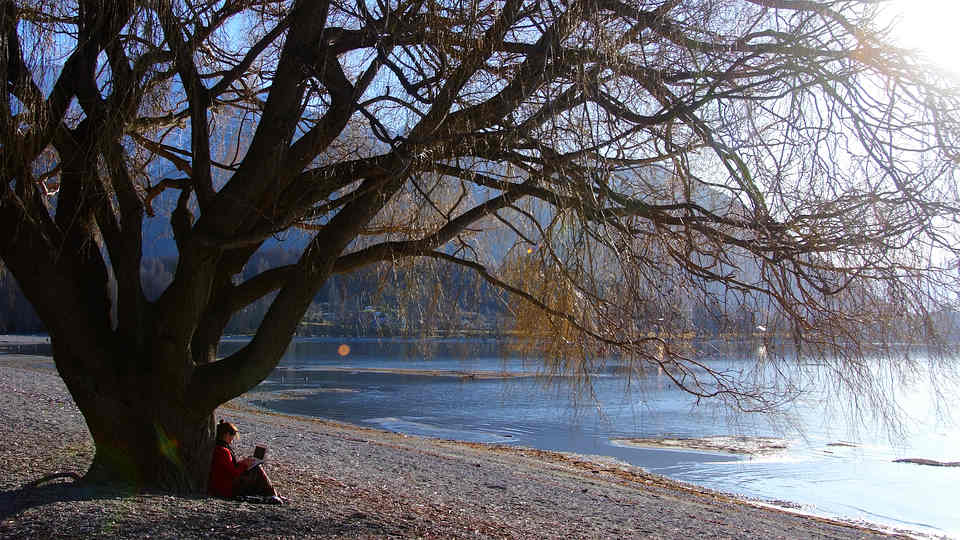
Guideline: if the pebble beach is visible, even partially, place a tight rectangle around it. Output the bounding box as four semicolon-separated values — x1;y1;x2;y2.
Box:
0;352;908;539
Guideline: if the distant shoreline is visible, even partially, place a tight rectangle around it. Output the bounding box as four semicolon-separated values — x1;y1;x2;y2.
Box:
0;334;50;345
273;365;533;379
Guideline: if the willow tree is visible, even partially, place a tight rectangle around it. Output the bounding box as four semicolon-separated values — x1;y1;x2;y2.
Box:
2;0;959;490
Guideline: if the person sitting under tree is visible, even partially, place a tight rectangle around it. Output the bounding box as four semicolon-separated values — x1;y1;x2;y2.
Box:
208;419;285;504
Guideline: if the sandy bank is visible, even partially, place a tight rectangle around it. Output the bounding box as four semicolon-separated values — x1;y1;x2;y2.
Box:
0;354;907;539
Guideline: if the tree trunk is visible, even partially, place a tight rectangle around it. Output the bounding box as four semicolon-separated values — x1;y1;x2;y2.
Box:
81;403;215;492
52;339;216;493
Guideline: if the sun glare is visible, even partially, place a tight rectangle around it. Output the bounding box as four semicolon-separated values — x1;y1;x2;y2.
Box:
890;0;960;75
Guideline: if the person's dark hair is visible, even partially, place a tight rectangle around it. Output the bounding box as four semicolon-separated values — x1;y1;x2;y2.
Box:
216;419;239;441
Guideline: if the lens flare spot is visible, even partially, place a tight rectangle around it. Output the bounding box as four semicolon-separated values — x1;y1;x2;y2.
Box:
155;423;183;469
337;344;351;356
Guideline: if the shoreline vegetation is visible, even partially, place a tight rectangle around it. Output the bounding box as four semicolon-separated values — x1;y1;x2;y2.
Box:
0;349;910;538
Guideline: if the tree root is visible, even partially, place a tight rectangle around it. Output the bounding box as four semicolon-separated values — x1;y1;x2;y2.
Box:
22;471;82;488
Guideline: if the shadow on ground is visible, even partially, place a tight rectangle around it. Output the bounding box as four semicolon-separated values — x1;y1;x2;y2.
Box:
0;477;402;538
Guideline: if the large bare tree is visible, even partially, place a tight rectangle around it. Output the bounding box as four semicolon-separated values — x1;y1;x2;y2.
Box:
2;0;959;491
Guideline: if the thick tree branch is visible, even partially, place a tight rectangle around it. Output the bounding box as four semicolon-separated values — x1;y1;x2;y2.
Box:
156;0;215;209
198;0;332;241
189;173;402;410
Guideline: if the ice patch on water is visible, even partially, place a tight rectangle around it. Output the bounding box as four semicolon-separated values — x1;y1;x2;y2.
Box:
611;435;789;456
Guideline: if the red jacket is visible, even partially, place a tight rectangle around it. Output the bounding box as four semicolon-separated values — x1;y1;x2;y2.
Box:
208;441;246;497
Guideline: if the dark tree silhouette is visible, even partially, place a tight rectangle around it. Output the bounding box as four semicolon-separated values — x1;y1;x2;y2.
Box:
2;0;959;490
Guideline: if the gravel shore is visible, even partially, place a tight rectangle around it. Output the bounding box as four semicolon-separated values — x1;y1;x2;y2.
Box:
0;354;906;539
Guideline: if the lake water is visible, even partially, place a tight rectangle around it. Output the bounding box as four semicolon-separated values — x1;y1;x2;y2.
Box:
220;337;960;537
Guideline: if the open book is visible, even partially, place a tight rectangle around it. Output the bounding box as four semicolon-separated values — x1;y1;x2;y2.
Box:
245;445;267;471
